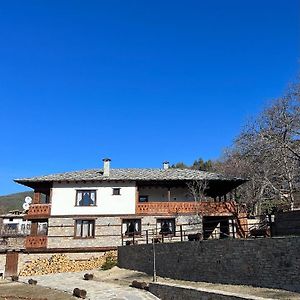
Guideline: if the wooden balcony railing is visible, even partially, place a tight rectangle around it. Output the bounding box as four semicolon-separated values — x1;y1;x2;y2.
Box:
136;201;237;216
26;204;51;219
25;235;47;249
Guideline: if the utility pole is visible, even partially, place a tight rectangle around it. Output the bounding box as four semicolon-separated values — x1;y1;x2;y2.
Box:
152;229;157;282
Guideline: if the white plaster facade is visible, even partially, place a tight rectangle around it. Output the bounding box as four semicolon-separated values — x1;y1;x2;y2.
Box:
50;181;136;216
138;186;193;202
50;181;195;216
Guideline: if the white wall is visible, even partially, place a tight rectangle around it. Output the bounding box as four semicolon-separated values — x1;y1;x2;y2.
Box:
51;181;136;216
138;186;193;202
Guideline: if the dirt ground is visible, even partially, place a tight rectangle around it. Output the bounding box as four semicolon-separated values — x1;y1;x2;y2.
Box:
1;267;300;299
93;267;300;299
0;280;75;300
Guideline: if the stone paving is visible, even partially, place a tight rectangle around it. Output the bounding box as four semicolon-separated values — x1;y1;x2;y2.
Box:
19;272;159;300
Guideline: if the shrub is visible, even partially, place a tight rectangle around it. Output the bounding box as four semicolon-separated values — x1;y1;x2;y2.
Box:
101;253;117;270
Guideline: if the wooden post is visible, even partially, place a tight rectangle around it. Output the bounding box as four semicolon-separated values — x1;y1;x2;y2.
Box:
161;233;164;243
180;225;183;241
121;233;123;246
146;230;149;244
167;187;171;212
33;192;41;204
133;232;135;244
231;218;236;239
5;251;19;277
167;188;171;202
30;222;38;236
135;186;139;214
268;214;274;237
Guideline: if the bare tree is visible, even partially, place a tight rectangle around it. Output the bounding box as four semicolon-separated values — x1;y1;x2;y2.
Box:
213;82;300;215
186;179;208;203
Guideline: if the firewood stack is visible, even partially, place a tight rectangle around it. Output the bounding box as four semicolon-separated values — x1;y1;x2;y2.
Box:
19;251;117;276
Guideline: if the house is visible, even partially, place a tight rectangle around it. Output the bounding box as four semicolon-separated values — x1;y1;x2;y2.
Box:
0;210;31;237
14;158;246;253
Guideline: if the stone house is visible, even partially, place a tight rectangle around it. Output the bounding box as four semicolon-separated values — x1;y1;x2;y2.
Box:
14;158;246;253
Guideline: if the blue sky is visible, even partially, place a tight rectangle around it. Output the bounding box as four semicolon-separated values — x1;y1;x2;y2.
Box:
0;1;299;195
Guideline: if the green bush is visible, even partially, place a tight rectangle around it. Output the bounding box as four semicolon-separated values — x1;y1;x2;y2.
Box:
101;254;117;270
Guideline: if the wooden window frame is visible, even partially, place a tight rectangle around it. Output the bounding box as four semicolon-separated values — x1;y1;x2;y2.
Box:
122;218;142;237
157;218;176;236
75;190;97;207
112;188;121;196
74;219;95;239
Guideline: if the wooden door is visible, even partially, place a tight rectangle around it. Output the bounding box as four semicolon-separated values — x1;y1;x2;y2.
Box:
5;251;18;277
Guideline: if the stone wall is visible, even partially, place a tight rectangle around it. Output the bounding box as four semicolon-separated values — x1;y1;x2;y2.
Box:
274;211;300;236
149;283;252;300
0;237;25;251
47;215;202;249
118;237;300;292
0;253;6;274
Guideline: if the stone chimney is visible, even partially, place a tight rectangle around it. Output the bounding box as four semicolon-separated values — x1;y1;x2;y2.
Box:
163;161;170;170
103;158;111;176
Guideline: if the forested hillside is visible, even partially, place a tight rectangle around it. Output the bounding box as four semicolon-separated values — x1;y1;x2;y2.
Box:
0;191;33;214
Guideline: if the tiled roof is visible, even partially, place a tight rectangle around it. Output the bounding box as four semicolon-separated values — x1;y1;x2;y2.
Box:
15;168;244;184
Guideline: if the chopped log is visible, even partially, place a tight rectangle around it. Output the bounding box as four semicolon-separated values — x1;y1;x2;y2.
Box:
19;251;117;276
28;279;37;285
83;273;93;280
11;275;19;281
73;288;87;298
131;280;148;290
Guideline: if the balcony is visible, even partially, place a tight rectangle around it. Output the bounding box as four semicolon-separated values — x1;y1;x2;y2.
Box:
26;204;51;219
25;235;47;249
136;201;237;216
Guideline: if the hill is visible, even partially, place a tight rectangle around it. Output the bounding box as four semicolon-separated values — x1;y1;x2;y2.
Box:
0;191;34;214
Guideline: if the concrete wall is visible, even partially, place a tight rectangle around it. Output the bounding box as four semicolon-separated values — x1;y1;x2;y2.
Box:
51;181;136;216
118;237;300;292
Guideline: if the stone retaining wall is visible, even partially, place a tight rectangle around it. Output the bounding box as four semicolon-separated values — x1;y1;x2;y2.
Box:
149;283;253;300
274;211;300;236
118;237;300;292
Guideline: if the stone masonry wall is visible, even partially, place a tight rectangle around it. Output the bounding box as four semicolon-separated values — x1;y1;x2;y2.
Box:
274;211;300;236
149;283;251;300
47;215;202;249
0;253;6;274
0;237;25;251
118;237;300;292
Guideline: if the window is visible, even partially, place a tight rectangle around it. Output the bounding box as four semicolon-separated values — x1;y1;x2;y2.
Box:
112;188;121;195
122;219;141;236
139;195;148;203
158;218;175;236
76;190;96;206
75;220;95;238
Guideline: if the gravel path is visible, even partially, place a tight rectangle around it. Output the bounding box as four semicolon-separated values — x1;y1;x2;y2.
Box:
19;272;159;300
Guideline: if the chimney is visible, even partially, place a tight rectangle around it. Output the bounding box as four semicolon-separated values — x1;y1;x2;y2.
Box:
163;161;169;170
103;158;111;176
